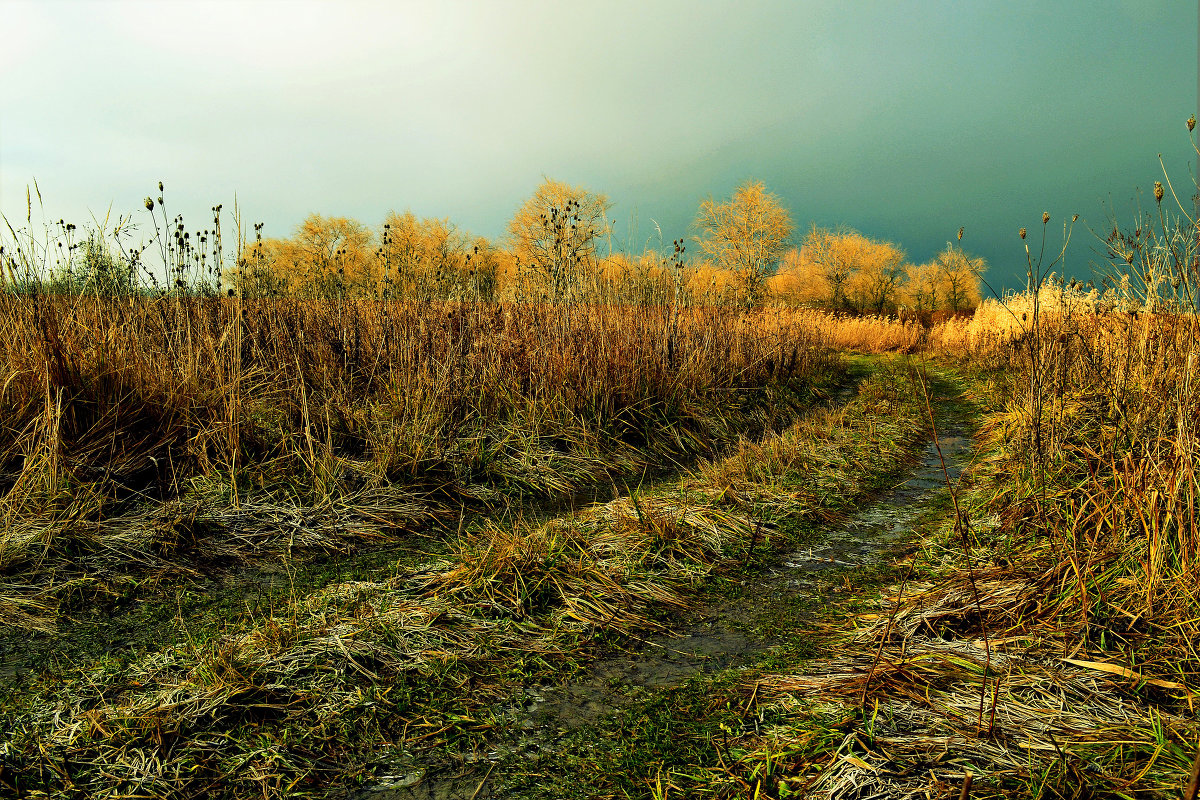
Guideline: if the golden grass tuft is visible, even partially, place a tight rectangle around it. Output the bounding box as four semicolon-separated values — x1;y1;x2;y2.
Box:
787;309;928;353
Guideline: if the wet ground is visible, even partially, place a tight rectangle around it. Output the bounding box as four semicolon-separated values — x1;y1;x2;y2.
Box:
0;540;438;688
351;420;974;800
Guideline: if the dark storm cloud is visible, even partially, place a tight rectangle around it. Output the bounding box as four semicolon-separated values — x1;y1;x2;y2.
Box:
1;0;1194;292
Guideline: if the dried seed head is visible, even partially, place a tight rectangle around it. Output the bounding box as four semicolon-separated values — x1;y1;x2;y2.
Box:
1019;227;1027;240
144;197;154;211
957;226;964;241
1154;181;1164;203
1189;115;1196;132
1042;212;1050;224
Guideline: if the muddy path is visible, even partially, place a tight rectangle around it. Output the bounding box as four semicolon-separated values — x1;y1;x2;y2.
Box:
352;393;975;800
0;360;966;800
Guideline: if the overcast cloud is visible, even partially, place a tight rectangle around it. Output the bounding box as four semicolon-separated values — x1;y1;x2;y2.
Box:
1;0;1195;290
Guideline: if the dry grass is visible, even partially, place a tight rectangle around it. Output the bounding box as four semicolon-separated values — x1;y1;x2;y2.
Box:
731;232;1200;796
784;309;929;354
958;306;1200;674
0;293;840;631
0;363;931;799
696;233;1200;795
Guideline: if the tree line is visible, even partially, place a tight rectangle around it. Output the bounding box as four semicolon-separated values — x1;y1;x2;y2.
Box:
221;178;986;313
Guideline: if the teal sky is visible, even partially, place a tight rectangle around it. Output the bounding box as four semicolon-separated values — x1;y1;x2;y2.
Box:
1;0;1196;292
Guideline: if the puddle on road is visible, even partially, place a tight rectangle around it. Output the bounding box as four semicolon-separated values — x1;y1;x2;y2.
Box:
354;425;975;800
781;431;969;591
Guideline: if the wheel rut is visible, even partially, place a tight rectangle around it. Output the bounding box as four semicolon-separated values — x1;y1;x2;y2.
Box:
352;388;975;800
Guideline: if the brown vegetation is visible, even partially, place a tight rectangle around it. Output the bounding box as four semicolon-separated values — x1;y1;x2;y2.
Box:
0;287;843;631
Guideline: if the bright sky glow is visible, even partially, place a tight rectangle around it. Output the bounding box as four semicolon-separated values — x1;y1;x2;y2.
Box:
1;0;1196;289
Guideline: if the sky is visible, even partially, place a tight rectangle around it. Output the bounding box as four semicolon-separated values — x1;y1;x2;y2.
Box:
1;0;1197;292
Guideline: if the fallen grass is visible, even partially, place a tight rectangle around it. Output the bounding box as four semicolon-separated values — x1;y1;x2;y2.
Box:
0;358;931;799
0;296;838;632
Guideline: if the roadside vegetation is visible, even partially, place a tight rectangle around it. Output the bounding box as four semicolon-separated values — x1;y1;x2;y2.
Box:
0;360;932;799
678;129;1200;799
0;291;839;631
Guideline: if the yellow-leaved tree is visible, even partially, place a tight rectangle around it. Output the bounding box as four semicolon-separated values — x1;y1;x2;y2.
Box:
508;179;612;303
767;247;825;305
693;180;793;308
232;214;375;298
932;243;987;311
901;261;942;312
791;227;910;313
801;225;866;310
379;211;471;301
846;238;907;313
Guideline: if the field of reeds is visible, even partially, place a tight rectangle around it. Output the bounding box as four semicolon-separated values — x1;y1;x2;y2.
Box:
6;258;1199;797
0;360;936;798
0;291;846;632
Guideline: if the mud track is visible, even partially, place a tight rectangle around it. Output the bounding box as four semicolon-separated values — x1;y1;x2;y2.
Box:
353;393;973;800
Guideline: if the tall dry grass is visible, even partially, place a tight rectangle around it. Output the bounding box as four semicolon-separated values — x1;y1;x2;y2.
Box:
780;309;928;353
0;365;932;800
0;290;837;602
935;204;1200;684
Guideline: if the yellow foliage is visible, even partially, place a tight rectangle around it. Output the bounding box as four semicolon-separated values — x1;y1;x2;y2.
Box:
794;227;910;312
229;212;506;302
845;238;906;313
380;211;474;300
508;178;612;302
232;214;376;298
767;247;826;305
682;260;740;305
694;180;793;307
931;243;986;312
899;262;941;312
